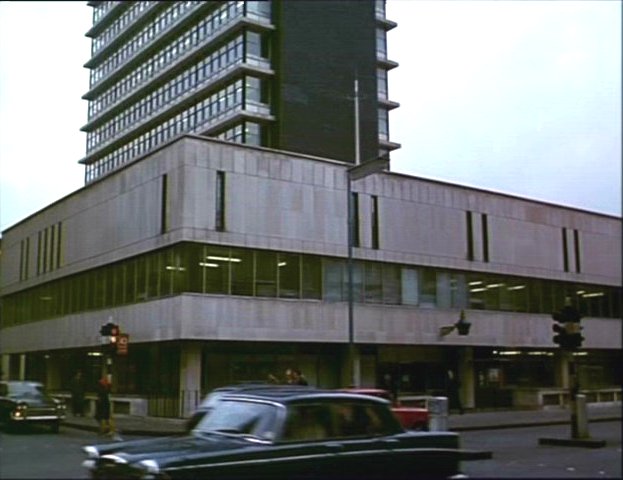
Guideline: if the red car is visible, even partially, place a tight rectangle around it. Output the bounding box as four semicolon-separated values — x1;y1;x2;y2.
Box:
340;388;429;431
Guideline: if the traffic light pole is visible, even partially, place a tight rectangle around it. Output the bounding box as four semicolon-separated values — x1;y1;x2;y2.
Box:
566;350;580;439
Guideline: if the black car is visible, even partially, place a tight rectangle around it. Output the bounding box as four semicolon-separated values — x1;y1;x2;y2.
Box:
0;381;66;433
83;386;465;479
185;382;297;431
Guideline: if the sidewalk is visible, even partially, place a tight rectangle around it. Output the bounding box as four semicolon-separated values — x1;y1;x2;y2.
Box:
63;403;621;437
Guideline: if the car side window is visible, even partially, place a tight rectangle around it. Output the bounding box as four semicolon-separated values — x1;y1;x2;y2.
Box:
283;404;331;442
332;402;389;438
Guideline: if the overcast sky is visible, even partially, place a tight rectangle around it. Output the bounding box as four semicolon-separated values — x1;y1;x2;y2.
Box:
0;1;620;232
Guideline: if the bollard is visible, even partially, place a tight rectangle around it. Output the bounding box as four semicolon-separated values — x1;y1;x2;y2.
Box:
575;394;589;439
428;396;448;431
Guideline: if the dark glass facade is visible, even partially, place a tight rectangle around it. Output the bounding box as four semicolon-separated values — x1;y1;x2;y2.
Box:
2;242;620;327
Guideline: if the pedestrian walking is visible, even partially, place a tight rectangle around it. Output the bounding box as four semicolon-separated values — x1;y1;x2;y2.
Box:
71;370;86;417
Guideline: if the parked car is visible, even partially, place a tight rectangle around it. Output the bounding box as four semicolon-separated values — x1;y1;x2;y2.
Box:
341;388;430;431
0;380;66;433
83;386;464;479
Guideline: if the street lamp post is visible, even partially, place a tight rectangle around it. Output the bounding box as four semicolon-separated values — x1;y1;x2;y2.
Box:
346;77;389;386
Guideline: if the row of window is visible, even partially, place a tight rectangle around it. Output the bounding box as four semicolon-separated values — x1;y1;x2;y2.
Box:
90;1;202;86
85;76;270;182
3;243;620;327
87;33;254;152
216;121;262;146
92;1;116;24
91;1;154;55
88;2;267;121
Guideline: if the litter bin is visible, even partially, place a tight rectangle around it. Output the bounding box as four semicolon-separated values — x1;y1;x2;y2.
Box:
428;396;449;431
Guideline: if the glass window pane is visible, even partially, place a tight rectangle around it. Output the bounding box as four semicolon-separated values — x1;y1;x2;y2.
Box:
401;268;419;306
302;255;321;300
203;245;230;294
323;258;344;302
364;263;382;303
382;263;400;305
231;248;253;296
420;269;436;307
256;250;277;297
183;243;204;293
278;253;300;299
450;273;468;308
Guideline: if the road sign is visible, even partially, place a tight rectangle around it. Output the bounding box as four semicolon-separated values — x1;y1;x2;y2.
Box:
116;334;129;355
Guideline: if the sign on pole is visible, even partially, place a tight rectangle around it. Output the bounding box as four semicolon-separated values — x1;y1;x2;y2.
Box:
116;334;129;355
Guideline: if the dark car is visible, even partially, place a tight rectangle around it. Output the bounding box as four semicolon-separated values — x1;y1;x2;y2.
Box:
83;386;465;479
0;381;66;433
185;382;308;431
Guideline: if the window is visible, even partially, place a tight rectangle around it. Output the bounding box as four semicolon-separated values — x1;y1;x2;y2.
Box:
481;213;489;262
161;174;169;234
230;248;253;296
401;268;419;305
562;228;569;272
216;171;226;231
371;195;380;249
255;250;277;297
278;253;300;299
351;192;360;248
574;229;581;273
466;211;474;261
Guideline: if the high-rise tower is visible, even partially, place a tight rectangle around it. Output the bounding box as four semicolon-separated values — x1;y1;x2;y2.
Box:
80;0;399;183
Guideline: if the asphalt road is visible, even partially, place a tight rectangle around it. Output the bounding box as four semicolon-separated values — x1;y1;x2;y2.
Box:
0;421;620;479
461;421;622;478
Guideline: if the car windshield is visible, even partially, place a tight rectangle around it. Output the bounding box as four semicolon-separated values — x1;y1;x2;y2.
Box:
194;399;280;442
6;383;46;398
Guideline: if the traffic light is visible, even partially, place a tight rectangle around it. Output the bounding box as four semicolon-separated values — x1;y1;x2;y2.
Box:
552;305;584;351
100;322;120;341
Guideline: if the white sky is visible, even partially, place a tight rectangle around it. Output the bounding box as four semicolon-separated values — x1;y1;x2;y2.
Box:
0;1;621;232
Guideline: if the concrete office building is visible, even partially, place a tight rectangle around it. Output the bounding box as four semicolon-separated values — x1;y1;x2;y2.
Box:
1;134;621;415
0;1;621;416
81;0;399;183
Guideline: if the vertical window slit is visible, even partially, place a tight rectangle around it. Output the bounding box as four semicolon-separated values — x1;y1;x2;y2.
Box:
216;171;226;231
161;174;169;234
481;213;489;262
562;228;569;272
466;211;474;261
371;195;379;250
574;229;581;273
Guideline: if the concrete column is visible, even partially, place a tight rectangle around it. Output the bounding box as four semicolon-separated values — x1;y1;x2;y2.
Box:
18;354;26;380
458;347;475;410
180;342;202;417
1;354;9;380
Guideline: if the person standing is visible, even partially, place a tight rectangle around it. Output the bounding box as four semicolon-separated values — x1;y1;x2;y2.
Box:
286;367;309;386
95;377;113;435
71;370;86;417
446;369;464;414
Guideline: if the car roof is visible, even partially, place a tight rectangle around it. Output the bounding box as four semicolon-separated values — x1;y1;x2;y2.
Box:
220;385;390;405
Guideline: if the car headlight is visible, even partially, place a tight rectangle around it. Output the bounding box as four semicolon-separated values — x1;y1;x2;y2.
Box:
138;459;162;479
83;446;100;459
